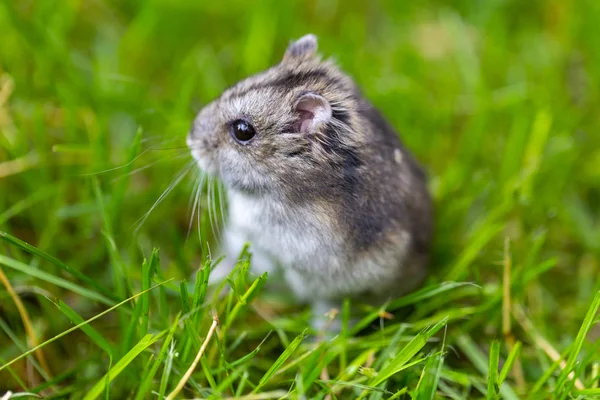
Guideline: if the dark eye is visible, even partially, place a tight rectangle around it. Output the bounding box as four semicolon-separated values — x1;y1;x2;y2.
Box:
230;119;256;144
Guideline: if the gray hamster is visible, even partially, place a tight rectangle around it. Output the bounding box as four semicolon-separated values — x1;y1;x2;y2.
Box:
187;34;433;331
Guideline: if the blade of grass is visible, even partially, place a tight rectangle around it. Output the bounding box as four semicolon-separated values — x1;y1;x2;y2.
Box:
223;271;267;331
520;110;552;201
180;280;191;313
0;230;116;300
498;342;522;385
83;332;166;400
513;304;585;392
0;254;114;306
387;388;409;399
415;325;447;400
215;367;247;395
0;185;58;225
369;317;448;387
104;354;113;400
253;329;307;393
0;391;42;399
487;340;500;400
556;290;600;398
0;266;53;381
192;257;213;326
530;346;572;393
0;355;28;392
414;351;445;400
166;314;219;400
388;282;480;310
575;388;600;396
0;279;172;372
456;335;519;400
220;332;271;372
134;312;180;400
502;237;525;391
52;298;114;357
445;223;505;281
140;248;159;338
0;317;48;383
200;356;218;391
159;341;177;399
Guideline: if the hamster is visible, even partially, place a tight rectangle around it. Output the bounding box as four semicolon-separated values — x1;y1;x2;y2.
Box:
187;34;433;331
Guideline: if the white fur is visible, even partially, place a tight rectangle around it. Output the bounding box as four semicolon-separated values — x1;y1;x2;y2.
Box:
221;190;411;303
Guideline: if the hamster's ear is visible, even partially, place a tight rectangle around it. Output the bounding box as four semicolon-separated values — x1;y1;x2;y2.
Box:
293;92;331;134
282;34;318;63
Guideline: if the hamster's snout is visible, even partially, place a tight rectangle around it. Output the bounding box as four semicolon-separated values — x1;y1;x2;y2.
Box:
187;114;221;175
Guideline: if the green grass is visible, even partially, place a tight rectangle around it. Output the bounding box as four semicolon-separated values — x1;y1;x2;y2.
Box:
1;0;600;398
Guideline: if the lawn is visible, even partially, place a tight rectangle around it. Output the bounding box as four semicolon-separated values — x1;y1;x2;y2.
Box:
1;1;599;399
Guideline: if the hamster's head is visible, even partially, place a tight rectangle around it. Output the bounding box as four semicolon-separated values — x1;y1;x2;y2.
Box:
187;34;362;197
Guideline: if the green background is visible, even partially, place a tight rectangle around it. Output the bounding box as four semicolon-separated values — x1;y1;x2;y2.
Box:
1;0;599;398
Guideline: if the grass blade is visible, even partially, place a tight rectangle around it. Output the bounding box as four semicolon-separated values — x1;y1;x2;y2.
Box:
556;290;600;398
456;335;519;400
499;341;522;385
487;340;500;400
134;313;180;400
140;248;159;337
166;315;219;400
414;351;445;400
223;271;268;331
370;317;448;387
0;230;116;300
0;279;172;372
253;329;307;393
53;298;114;357
83;332;165;400
388;282;479;310
0;254;114;306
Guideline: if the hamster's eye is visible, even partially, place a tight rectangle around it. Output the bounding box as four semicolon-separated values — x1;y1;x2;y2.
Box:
230;119;256;144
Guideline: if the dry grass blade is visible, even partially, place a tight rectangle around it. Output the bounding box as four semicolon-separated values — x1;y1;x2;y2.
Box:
512;304;585;390
0;267;53;382
165;314;219;400
0;279;173;372
0;152;40;179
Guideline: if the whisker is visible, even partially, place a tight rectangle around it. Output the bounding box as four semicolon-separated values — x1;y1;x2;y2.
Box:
81;139;188;177
147;146;191;151
133;160;195;234
212;178;222;241
206;178;213;239
110;152;190;183
140;135;185;145
207;177;219;242
80;147;157;177
218;181;227;241
186;173;202;242
197;173;205;245
187;171;206;243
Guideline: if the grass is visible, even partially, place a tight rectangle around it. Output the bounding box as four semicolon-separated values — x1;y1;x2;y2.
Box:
1;0;600;398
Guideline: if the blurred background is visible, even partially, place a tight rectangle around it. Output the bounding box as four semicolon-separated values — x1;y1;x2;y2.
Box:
1;0;599;396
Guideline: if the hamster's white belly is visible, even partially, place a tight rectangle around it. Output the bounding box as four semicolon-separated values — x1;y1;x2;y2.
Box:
226;191;401;300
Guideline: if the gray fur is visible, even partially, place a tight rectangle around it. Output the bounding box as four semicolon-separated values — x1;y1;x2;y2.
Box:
187;34;433;331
